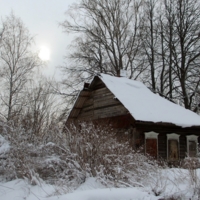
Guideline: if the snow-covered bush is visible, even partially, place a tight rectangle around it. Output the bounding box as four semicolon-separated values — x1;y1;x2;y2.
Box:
63;122;161;187
180;157;200;199
0;121;162;189
0;121;65;184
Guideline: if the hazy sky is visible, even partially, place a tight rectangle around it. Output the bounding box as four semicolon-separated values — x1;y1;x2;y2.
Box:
0;0;76;79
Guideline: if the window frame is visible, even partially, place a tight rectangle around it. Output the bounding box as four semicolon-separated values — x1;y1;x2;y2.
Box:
167;133;180;161
186;135;198;157
145;131;159;158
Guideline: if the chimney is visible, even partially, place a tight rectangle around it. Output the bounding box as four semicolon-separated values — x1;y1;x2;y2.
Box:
117;69;127;77
83;82;90;90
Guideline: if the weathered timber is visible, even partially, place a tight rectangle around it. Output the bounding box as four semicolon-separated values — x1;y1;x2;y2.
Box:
68;90;91;119
81;104;94;112
92;114;135;128
90;77;105;90
93;87;111;95
93;93;115;101
82;98;93;107
75;82;127;120
94;100;121;109
93;104;128;119
78;112;94;120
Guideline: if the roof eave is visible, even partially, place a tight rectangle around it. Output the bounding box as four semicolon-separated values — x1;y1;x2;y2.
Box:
135;120;200;129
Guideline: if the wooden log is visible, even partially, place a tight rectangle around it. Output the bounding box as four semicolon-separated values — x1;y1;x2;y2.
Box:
93;105;128;119
78;111;94;119
81;104;94;112
93;93;114;101
77;114;94;121
83;99;93;107
94;100;121;109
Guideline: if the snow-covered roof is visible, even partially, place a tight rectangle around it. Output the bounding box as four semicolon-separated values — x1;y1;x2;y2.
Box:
99;74;200;128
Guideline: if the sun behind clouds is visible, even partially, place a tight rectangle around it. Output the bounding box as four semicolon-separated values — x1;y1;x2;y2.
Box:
39;46;50;61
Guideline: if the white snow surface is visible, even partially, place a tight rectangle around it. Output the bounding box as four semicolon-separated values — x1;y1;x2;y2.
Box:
99;74;200;127
0;178;158;200
0;178;159;200
1;169;200;200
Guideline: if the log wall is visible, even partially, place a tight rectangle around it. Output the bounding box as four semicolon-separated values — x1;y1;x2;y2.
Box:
77;85;129;120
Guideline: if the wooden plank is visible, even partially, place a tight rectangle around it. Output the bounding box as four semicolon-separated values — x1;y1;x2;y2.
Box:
74;97;88;109
93;87;109;94
73;107;82;110
81;105;94;112
94;100;121;109
91;79;105;90
94;104;126;113
82;103;93;109
70;109;81;118
81;101;121;114
78;110;94;119
94;105;128;119
78;114;94;120
93;87;113;96
93;92;114;100
83;98;93;107
81;87;121;112
80;90;90;97
81;100;122;113
93;94;117;102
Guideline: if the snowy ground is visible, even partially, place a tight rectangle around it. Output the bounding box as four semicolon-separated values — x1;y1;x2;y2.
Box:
1;168;200;200
0;178;159;200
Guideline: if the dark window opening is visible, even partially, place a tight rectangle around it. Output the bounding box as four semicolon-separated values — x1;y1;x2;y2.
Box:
188;141;197;157
168;139;179;161
146;138;157;158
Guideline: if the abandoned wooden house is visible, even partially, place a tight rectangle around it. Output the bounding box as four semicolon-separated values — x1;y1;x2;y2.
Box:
66;73;200;161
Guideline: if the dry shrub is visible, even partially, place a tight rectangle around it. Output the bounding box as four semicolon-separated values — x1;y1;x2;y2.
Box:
0;121;65;184
64;122;160;187
181;157;200;199
0;121;160;189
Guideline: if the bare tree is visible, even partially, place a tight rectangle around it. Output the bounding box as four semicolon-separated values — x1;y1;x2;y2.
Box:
171;0;200;110
0;13;42;121
154;0;177;100
140;0;159;91
162;0;176;99
19;76;61;138
61;0;144;85
141;0;200;111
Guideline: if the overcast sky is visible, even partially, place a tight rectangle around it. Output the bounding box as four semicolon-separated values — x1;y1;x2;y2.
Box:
0;0;76;79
